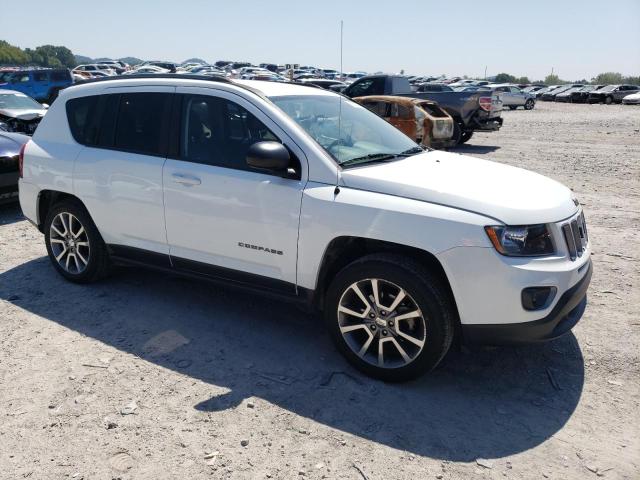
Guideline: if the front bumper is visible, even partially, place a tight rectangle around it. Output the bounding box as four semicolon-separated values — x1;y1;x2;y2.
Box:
622;98;640;105
462;260;592;344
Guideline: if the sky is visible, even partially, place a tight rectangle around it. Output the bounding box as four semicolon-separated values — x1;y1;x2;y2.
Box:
2;0;639;80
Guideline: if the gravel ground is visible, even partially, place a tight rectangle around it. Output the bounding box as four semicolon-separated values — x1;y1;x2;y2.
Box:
0;101;638;479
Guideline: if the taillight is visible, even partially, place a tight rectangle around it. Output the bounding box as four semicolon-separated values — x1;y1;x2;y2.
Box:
18;142;27;178
479;97;493;112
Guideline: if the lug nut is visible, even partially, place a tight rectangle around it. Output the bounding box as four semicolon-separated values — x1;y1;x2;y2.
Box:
369;313;375;319
381;310;387;316
382;329;388;336
388;321;394;327
370;325;377;331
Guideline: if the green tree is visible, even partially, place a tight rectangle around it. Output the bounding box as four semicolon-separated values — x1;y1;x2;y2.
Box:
544;74;565;85
494;72;517;83
592;72;624;85
515;76;530;84
0;40;29;64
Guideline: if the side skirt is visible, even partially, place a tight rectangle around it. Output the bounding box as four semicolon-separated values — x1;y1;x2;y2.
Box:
107;244;315;308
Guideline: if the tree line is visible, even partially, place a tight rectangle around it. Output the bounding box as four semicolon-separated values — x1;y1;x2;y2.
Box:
492;71;639;86
0;40;75;69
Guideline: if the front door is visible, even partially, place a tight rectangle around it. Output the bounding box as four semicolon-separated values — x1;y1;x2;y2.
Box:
162;87;307;292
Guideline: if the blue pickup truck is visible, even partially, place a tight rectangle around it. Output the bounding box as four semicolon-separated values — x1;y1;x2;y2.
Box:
0;68;73;104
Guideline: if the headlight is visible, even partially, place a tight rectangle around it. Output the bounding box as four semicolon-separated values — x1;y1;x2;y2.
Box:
485;224;555;256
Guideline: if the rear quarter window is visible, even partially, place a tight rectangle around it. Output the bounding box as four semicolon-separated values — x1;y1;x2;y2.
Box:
66;95;100;145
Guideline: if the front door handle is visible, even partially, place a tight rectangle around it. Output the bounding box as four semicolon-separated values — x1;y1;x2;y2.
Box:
171;173;201;186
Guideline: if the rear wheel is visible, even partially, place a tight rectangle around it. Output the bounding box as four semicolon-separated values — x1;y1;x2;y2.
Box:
44;200;111;283
459;130;474;144
324;254;455;382
604;96;613;105
524;99;535;110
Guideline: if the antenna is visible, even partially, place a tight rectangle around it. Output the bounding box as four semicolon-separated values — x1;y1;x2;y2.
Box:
340;20;344;79
335;20;344;193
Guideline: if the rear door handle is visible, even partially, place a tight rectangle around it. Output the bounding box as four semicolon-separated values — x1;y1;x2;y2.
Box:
171;173;201;186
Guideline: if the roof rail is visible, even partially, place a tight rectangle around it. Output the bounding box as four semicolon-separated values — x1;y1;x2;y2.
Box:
73;73;233;86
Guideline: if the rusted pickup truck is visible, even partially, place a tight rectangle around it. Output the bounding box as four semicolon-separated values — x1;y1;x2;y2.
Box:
354;95;456;149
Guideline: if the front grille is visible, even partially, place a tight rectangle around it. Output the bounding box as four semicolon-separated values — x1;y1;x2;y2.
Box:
562;212;588;261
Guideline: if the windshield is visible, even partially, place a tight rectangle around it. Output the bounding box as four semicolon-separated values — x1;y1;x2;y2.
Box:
270;94;419;165
599;85;617;92
0;92;43;110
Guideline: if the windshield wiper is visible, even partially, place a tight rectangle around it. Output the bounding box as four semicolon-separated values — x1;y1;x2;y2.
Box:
340;147;425;168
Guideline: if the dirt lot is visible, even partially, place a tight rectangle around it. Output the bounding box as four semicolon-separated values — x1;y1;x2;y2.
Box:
1;101;638;479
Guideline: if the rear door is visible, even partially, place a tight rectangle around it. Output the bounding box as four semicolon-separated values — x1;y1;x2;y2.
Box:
31;71;50;101
73;87;174;258
162;87;307;290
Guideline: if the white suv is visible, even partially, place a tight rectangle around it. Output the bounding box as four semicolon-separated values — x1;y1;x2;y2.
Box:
18;75;592;381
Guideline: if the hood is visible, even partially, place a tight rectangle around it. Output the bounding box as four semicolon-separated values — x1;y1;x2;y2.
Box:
340;151;577;225
0;108;46;120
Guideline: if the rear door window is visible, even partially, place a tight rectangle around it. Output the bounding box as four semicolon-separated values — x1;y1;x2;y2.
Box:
113;92;172;156
33;72;48;82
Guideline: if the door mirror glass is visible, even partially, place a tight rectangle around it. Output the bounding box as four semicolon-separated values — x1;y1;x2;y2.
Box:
246;141;290;171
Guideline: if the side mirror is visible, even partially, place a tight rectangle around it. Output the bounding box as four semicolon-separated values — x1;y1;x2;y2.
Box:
41;103;49;109
246;141;290;172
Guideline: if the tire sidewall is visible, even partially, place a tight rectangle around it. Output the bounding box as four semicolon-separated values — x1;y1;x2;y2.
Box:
44;200;105;282
525;99;534;110
324;258;453;382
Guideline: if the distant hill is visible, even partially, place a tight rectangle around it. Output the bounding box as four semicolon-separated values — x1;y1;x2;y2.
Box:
75;54;144;66
182;57;207;64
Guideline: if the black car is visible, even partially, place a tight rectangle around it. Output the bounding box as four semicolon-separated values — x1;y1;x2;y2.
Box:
415;83;454;93
567;85;605;103
297;78;346;90
588;85;640;104
541;85;583;101
0;131;28;203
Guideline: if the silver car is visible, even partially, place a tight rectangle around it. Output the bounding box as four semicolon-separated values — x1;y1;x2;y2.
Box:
487;84;536;110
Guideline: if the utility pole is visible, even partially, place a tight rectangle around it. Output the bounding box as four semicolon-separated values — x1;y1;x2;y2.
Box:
484;65;487;80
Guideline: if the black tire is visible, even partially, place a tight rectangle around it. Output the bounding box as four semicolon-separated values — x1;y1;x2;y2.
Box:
44;199;111;283
459;130;474;144
324;254;456;382
524;99;535;110
604;96;613;105
508;105;517;110
451;121;463;145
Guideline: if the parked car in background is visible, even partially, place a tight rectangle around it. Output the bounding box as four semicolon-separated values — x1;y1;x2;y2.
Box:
0;69;73;104
297;78;346;90
342;72;367;83
589;85;640;104
96;61;127;74
486;84;536;110
0;90;48;135
569;85;605;103
321;69;340;79
354;95;455;149
522;86;545;95
415;83;454;93
0;130;28;203
622;91;640;104
342;75;502;144
123;66;170;75
555;85;601;103
541;85;583;101
533;86;559;98
73;64;116;76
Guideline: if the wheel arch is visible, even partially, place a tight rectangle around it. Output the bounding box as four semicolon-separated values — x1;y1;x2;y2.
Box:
36;190;84;233
313;236;460;324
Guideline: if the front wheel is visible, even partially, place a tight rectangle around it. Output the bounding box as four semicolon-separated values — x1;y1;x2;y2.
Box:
44;200;111;283
324;254;455;382
524;99;535;110
604;96;613;105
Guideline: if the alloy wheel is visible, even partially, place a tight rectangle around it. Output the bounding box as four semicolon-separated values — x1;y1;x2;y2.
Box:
337;278;426;369
49;212;90;274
